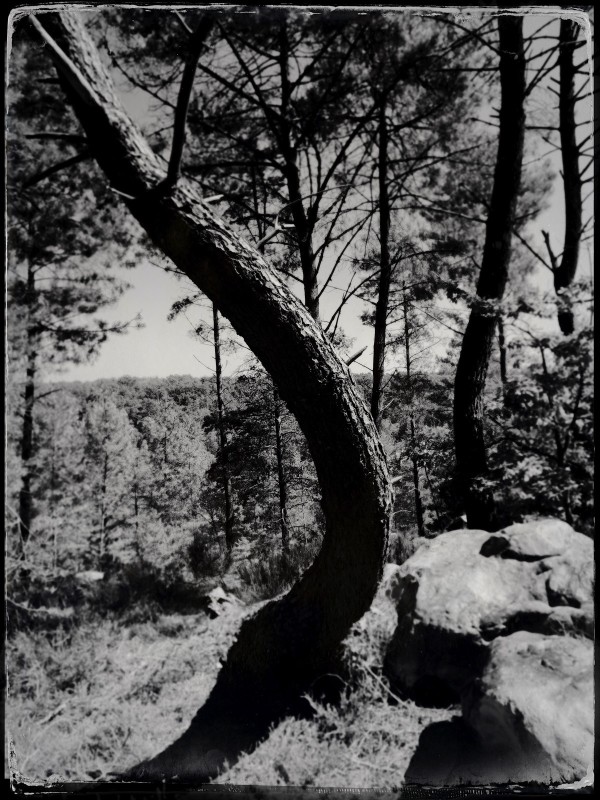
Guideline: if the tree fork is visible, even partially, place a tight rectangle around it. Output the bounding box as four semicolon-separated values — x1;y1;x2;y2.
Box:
34;10;391;781
453;16;526;531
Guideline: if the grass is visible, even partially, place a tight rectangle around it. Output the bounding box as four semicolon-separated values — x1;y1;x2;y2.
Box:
6;569;455;789
213;571;454;789
6;605;247;784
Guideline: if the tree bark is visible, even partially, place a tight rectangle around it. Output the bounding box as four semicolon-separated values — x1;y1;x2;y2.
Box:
35;10;391;781
498;314;508;403
212;303;235;551
370;99;391;431
554;18;583;335
453;17;525;531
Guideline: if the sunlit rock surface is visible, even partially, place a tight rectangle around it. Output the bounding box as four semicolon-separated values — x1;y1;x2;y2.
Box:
386;518;593;786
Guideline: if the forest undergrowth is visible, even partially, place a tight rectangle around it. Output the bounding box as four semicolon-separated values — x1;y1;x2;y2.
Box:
6;568;454;789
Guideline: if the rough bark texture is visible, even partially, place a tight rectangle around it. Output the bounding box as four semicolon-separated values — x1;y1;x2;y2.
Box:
453;17;525;531
34;10;391;781
370;100;391;431
497;315;508;400
554;18;583;335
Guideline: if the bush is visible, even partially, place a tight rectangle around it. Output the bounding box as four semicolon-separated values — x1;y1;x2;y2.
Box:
236;538;319;601
187;528;224;579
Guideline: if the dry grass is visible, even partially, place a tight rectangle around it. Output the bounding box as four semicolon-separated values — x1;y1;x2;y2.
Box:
6;571;455;789
214;577;454;789
6;605;248;784
215;672;453;789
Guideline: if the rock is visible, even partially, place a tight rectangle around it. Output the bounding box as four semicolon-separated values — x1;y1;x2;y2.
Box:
384;519;593;785
480;600;594;641
404;717;478;785
384;519;593;701
203;586;239;619
480;518;582;560
379;562;403;596
463;632;594;784
404;716;503;787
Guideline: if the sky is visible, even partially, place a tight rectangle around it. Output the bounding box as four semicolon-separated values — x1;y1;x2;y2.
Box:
45;253;377;381
26;7;593;384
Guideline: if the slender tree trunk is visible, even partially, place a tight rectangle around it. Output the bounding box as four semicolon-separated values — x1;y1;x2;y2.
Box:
99;451;109;569
134;480;140;558
423;461;441;526
40;12;391;780
50;435;58;571
132;464;144;567
402;283;425;537
284;156;319;319
273;387;291;555
554;18;583;335
498;315;508;403
18;258;37;552
371;98;392;430
278;20;320;321
251;159;291;557
212;303;235;551
409;419;425;536
453;17;526;531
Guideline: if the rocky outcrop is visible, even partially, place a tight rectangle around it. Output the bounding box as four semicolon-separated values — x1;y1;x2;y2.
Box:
463;632;593;785
385;518;593;785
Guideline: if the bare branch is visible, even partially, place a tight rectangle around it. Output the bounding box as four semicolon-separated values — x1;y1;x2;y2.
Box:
23;150;91;188
165;16;215;188
346;346;367;366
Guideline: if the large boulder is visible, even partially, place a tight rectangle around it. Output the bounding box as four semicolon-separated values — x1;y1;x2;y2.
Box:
463;632;593;785
384;519;593;700
384;518;593;785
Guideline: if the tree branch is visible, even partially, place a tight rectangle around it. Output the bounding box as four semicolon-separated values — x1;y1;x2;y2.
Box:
165;16;215;189
23;150;91;188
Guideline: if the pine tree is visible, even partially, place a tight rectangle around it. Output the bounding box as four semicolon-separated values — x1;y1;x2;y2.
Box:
6;28;139;556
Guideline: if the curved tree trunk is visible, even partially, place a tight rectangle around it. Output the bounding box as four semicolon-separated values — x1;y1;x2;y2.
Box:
33;10;391;781
453;17;526;531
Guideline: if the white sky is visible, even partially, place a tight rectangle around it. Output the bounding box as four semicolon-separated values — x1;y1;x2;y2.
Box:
39;7;593;384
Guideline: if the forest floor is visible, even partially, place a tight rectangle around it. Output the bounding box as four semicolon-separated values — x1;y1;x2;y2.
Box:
6;576;455;790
